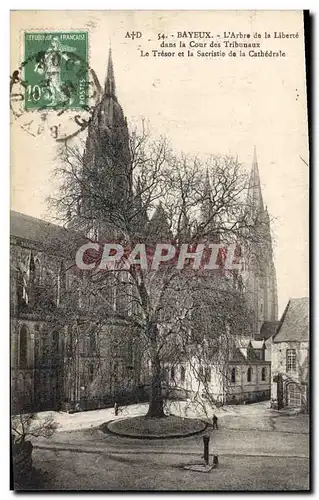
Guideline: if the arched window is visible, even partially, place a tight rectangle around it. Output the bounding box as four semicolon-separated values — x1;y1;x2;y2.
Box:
19;326;28;368
180;365;186;382
231;367;236;383
261;367;266;381
247;367;252;382
17;268;28;306
170;366;175;380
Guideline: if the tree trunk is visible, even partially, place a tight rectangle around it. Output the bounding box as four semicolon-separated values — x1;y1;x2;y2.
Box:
146;342;165;418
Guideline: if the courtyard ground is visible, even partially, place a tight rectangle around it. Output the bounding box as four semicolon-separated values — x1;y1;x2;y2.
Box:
25;401;309;491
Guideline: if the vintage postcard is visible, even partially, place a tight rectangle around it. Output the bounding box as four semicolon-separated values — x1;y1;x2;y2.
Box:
10;10;309;491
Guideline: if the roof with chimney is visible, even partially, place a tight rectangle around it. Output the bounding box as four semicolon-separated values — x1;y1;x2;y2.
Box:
273;297;309;343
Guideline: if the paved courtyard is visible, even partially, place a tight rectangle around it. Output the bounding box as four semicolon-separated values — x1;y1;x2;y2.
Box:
26;401;309;491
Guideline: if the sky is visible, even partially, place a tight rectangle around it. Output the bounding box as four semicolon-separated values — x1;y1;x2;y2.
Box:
10;10;309;316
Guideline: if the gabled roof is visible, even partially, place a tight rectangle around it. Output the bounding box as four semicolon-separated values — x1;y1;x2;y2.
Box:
273;297;309;343
232;348;248;362
257;321;280;340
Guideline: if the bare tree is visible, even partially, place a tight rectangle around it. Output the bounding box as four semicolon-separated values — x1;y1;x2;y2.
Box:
48;121;268;418
12;411;58;444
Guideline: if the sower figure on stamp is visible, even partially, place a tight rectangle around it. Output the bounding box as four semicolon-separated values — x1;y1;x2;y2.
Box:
212;414;218;430
35;37;77;107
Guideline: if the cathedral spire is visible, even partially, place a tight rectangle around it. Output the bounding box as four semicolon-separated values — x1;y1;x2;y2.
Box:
105;48;116;97
248;146;264;211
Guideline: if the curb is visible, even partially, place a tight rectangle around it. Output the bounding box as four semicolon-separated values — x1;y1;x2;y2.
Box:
101;418;208;440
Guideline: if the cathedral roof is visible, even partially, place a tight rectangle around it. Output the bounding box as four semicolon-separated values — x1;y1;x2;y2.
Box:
273;297;309;343
11;211;67;243
10;210;85;254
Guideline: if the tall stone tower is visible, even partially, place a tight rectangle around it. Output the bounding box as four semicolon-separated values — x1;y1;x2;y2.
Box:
78;48;132;239
245;147;278;335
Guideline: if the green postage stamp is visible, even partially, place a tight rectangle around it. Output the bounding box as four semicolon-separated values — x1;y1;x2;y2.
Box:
23;32;88;110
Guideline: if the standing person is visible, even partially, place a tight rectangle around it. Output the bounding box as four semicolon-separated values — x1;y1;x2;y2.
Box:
212;414;218;430
114;401;119;416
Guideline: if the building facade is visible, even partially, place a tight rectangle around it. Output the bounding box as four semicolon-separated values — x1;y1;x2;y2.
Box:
165;337;271;405
271;297;309;411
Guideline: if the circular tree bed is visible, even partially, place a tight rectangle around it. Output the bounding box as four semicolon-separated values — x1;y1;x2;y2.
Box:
103;415;207;439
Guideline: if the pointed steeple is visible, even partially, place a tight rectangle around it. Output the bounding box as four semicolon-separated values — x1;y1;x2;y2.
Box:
248;146;264;211
105;48;116;97
147;202;172;240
